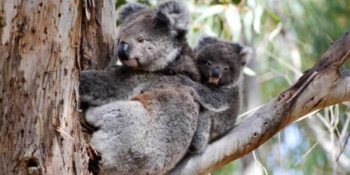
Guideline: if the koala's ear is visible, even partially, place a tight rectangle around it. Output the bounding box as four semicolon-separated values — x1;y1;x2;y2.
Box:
156;0;190;32
239;46;253;66
195;37;218;51
118;3;146;24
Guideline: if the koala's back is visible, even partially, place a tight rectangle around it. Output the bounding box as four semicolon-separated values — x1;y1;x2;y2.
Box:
80;68;184;105
85;86;199;175
80;68;231;111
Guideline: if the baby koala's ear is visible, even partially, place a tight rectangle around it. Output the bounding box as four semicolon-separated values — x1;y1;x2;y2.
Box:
239;46;253;66
156;0;190;31
118;3;146;24
232;43;252;66
195;36;218;52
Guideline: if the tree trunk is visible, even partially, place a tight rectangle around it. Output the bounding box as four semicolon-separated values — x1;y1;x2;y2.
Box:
0;0;116;174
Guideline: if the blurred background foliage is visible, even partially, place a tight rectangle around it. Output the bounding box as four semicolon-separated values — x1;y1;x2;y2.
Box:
115;0;350;174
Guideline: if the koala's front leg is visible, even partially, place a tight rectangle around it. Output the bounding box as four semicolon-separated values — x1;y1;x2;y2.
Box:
80;70;121;106
188;113;211;153
179;75;232;112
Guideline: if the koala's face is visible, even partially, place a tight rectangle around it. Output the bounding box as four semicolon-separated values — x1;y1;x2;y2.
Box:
196;37;251;86
116;1;190;72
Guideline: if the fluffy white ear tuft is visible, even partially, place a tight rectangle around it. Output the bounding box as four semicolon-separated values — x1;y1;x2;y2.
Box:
240;46;253;66
156;0;190;31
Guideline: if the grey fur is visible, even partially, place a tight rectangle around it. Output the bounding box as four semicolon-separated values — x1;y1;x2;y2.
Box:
80;68;232;111
80;67;236;174
81;1;253;173
86;86;199;175
194;36;218;52
116;0;199;81
156;0;190;31
118;3;147;24
80;39;252;165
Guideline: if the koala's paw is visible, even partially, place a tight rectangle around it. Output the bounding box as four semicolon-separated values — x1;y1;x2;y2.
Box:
85;107;102;127
85;101;127;128
188;132;209;154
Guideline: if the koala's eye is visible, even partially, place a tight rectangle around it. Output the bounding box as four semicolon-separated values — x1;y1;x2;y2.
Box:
224;67;230;71
206;61;212;66
137;37;145;43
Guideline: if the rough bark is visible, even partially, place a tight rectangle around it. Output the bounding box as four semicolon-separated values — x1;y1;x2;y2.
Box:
81;0;118;69
0;0;116;174
172;30;350;174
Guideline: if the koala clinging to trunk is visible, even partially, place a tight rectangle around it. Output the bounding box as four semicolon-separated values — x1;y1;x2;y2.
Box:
116;0;200;81
189;37;252;153
80;1;228;174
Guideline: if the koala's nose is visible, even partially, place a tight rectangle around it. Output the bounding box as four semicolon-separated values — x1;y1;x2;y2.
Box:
118;42;130;60
211;67;221;78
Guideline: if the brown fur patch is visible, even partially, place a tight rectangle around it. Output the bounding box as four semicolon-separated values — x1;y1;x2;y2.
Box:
131;93;152;109
131;92;158;121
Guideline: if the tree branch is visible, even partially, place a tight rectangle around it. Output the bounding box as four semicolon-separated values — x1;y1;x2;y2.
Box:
172;30;350;175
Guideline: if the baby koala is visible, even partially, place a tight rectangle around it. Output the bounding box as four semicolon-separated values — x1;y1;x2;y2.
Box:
189;37;252;153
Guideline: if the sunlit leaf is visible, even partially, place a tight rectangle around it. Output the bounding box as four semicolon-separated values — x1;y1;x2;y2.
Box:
243;67;257;76
194;5;225;23
268;23;283;41
225;4;241;41
244;10;254;41
253;5;264;34
247;0;256;8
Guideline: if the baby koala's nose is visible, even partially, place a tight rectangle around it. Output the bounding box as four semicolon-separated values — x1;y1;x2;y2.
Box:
211;67;221;78
117;41;130;60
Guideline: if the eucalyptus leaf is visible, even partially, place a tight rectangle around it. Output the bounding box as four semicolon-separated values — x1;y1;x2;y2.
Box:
225;4;241;42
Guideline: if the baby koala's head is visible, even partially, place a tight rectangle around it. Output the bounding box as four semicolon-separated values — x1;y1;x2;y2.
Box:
195;37;252;87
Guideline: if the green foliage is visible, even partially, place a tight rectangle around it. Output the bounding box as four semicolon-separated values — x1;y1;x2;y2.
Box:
213;161;239;175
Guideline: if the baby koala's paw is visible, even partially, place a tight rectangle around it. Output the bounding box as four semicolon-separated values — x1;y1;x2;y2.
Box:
188;140;208;154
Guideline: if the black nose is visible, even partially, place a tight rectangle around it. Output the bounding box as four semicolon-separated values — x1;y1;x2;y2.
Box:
211;67;221;78
118;42;130;60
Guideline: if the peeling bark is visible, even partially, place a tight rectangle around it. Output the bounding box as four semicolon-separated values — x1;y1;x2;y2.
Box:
81;0;118;69
0;0;116;174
